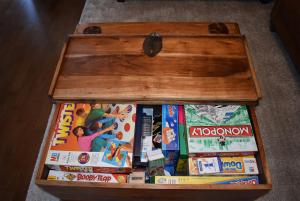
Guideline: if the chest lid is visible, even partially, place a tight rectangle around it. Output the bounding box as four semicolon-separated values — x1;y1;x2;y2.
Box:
49;34;261;104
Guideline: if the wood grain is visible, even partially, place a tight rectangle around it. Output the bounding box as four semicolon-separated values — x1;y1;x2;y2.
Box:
75;22;241;35
249;107;272;185
244;39;262;98
65;35;246;56
50;34;260;103
36;179;271;201
48;43;68;96
0;1;85;200
53;75;256;101
60;55;249;77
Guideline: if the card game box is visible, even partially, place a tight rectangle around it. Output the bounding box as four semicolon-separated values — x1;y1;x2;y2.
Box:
155;176;259;184
47;170;127;183
189;156;259;175
147;149;165;177
45;103;136;173
184;105;258;156
162;105;179;166
128;171;146;184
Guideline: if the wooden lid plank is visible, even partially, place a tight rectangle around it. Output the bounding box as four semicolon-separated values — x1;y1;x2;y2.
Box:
75;22;241;35
50;34;260;103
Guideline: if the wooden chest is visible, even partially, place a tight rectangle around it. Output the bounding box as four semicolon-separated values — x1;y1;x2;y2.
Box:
36;22;271;201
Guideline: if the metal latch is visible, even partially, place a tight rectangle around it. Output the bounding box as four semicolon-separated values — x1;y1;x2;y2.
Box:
208;23;229;34
143;32;162;57
83;26;102;34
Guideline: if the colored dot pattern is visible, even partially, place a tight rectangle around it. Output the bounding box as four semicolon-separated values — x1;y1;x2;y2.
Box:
124;123;130;132
132;113;136;122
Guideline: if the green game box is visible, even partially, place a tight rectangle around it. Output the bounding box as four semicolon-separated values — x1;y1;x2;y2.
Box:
184;105;258;156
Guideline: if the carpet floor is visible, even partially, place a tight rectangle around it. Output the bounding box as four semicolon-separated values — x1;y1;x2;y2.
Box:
26;0;300;200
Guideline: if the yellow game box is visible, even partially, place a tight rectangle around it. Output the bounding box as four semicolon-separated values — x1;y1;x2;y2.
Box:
155;176;259;184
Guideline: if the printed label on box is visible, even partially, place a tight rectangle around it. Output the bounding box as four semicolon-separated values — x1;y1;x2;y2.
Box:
47;170;127;183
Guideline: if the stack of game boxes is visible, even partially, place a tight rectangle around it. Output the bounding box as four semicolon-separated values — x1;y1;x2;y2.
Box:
45;103;260;185
45;103;137;183
155;105;259;184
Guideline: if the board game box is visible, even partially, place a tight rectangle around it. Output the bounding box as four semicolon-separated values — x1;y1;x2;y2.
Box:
47;170;127;183
189;156;259;175
45;103;136;173
133;105;162;168
162;105;179;166
184;105;258;156
155;176;259;184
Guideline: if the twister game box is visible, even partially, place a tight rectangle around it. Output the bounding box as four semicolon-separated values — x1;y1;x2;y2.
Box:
189;156;259;175
47;170;127;183
45;103;136;173
162;105;179;166
184;105;258;156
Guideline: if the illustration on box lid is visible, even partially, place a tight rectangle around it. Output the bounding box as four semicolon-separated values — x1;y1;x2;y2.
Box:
184;105;258;155
45;103;136;173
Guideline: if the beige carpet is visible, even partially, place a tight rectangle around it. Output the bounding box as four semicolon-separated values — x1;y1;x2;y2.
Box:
26;0;300;200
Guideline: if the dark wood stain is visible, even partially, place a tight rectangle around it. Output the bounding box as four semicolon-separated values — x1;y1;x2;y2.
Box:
60;55;249;77
0;0;85;200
